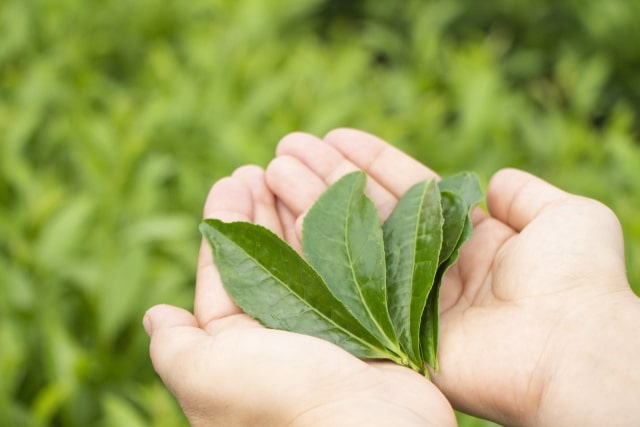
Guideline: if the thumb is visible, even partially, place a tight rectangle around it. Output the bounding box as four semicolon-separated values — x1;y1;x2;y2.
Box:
487;168;626;277
143;304;208;393
143;303;198;336
487;168;569;232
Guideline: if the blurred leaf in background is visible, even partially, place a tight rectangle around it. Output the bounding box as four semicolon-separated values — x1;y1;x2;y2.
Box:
0;0;638;425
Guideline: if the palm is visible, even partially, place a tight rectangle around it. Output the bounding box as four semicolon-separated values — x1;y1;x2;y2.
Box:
194;164;455;426
438;181;626;419
265;128;627;424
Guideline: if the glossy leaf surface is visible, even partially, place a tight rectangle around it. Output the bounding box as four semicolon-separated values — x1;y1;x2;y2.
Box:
437;191;468;266
200;170;484;377
200;219;394;360
302;171;402;357
421;174;483;371
383;178;442;369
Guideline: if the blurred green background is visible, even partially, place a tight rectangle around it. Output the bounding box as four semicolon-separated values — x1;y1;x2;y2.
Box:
1;0;639;425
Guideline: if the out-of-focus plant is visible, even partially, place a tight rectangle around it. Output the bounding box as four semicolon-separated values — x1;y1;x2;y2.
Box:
0;0;638;425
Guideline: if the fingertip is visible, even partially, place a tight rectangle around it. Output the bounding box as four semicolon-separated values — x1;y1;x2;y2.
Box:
265;155;328;217
265;155;302;187
230;164;265;182
486;168;529;228
231;165;278;214
487;168;524;193
143;304;198;337
275;131;319;156
487;168;568;231
202;175;253;222
323;127;370;144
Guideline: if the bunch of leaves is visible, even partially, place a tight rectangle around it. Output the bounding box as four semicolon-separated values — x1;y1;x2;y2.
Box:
201;171;482;375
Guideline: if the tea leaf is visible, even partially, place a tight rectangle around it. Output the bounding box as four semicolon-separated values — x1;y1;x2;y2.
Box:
302;171;403;359
437;171;482;269
201;170;484;376
437;171;484;208
420;192;467;372
383;178;442;370
421;173;483;372
200;219;395;360
437;192;468;266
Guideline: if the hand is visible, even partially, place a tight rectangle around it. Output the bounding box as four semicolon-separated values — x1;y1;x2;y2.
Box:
265;128;640;426
144;166;456;426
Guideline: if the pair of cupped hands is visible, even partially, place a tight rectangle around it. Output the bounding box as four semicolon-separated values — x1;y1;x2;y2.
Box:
144;129;640;427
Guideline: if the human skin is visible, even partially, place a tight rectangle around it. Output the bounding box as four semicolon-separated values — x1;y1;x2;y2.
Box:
145;127;640;426
144;160;456;426
265;128;640;426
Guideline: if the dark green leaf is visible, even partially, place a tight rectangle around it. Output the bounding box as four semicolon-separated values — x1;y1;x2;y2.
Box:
302;171;403;359
437;191;468;266
420;215;470;372
383;178;443;371
200;219;395;360
421;173;483;372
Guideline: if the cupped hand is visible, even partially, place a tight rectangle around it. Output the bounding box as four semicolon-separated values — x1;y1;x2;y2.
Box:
145;166;456;427
265;129;640;426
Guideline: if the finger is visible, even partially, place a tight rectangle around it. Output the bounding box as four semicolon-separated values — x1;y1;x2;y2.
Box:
488;168;626;280
266;155;328;218
276;199;302;253
196;168;268;326
145;304;207;393
144;305;258;401
271;132;397;219
487;168;570;232
275;132;358;186
144;304;200;338
231;166;283;236
323;128;438;197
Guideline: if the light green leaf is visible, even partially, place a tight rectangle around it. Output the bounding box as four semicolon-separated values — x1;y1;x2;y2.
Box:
383;178;443;371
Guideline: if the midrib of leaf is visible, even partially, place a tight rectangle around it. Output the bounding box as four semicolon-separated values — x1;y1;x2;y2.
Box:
342;183;401;357
384;179;442;371
302;171;404;362
201;219;401;362
248;244;385;356
421;176;482;372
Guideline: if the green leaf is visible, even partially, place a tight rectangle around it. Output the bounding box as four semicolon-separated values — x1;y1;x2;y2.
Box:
200;219;394;360
383;178;443;371
201;170;485;376
301;171;402;359
437;171;484;209
437;191;468;266
421;216;471;373
422;173;483;372
437;172;482;268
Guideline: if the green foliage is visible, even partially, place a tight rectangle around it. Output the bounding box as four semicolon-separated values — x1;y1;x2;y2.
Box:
384;178;443;370
202;171;480;376
1;0;639;425
201;217;396;361
302;172;401;360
